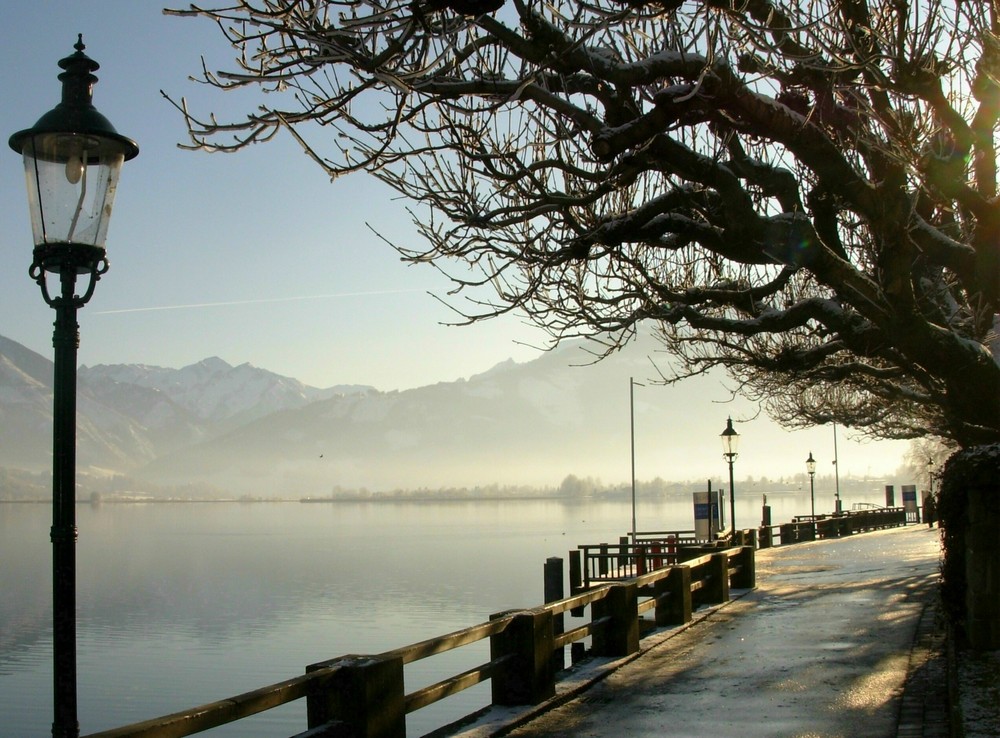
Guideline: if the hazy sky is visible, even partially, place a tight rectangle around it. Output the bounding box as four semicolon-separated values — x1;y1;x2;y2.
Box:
0;2;916;479
0;2;545;391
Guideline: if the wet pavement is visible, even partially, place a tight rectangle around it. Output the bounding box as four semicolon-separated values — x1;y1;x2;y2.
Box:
448;525;945;738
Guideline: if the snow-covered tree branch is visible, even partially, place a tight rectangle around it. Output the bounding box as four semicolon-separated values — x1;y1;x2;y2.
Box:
165;0;1000;447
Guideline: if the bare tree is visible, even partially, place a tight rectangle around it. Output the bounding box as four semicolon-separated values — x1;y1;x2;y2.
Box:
165;0;1000;447
900;435;951;483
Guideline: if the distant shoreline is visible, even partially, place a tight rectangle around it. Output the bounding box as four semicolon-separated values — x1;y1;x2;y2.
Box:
0;487;865;505
0;494;628;504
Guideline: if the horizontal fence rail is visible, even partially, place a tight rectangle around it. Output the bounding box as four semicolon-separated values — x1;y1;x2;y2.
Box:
758;507;907;548
83;508;907;738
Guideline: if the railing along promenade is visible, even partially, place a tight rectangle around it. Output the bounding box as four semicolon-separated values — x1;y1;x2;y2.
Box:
573;506;906;587
84;507;908;738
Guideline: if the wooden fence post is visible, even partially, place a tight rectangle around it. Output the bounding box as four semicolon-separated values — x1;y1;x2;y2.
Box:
704;552;731;604
636;544;647;576
656;565;692;626
731;546;755;589
568;549;585;617
779;522;796;545
839;516;853;536
489;609;556;706
650;542;662;570
758;526;772;548
591;583;639;657
544;557;565;673
305;655;405;738
618;536;629;567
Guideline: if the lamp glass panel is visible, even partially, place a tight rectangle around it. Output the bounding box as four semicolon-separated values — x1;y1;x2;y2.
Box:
721;430;740;456
21;132;125;249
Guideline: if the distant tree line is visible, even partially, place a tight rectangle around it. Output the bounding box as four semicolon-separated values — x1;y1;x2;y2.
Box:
0;468;224;502
0;464;922;503
320;471;914;502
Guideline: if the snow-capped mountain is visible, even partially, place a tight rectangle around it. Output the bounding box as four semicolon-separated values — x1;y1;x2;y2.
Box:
80;357;369;432
0;335;157;471
137;339;664;495
0;336;374;475
0;331;666;493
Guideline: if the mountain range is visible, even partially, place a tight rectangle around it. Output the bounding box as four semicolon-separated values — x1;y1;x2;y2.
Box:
0;333;908;498
0;334;368;491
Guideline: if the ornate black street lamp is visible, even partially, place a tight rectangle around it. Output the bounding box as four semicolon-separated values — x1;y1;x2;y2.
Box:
9;37;138;738
720;417;739;534
806;451;817;520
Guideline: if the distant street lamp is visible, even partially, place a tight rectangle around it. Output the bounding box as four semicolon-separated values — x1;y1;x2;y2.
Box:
806;451;817;520
9;37;138;738
720;417;739;533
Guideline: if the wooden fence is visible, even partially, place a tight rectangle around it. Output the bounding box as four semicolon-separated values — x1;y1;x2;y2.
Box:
83;545;754;738
573;508;905;589
758;507;907;548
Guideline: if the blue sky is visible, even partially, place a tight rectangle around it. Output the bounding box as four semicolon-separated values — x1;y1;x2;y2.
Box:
0;1;544;390
0;2;915;480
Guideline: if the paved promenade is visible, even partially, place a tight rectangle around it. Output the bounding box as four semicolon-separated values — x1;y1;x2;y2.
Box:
451;525;946;738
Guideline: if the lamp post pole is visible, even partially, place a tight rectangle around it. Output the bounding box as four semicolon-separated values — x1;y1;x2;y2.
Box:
720;418;739;534
833;423;842;513
726;456;736;533
629;378;645;543
50;272;83;738
9;38;137;738
806;451;817;520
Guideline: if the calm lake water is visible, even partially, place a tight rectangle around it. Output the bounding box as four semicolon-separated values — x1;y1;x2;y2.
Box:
0;489;888;737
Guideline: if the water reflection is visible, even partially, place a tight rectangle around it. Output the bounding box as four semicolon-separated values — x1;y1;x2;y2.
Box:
0;492;886;736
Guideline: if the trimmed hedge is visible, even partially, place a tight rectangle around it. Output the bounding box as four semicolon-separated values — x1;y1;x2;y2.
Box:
938;443;1000;647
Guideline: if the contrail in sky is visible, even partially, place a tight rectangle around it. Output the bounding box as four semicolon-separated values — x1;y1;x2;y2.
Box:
93;289;426;315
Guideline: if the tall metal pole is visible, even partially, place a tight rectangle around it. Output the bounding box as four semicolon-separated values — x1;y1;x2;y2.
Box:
629;378;643;543
51;270;81;738
809;471;816;520
727;458;736;533
833;423;841;512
